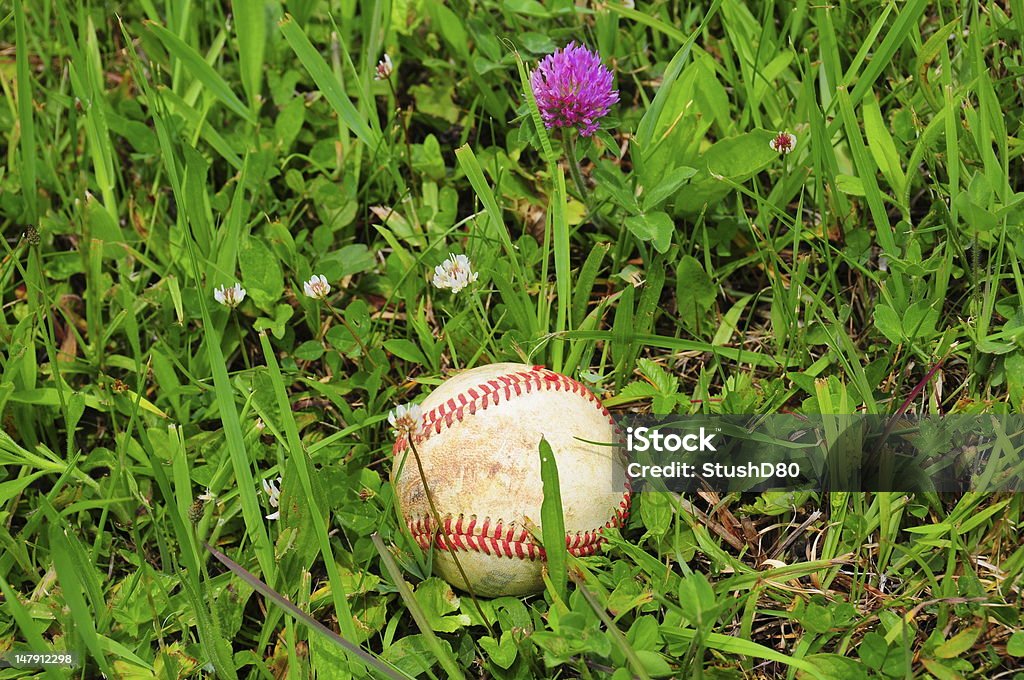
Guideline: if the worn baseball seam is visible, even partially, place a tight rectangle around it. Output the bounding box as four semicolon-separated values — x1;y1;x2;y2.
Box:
394;365;632;562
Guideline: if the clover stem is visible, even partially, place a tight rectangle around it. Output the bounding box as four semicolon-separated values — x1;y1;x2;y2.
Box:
233;314;251;370
325;300;377;368
387;78;416;196
562;128;611;230
405;434;495;636
563;129;589;201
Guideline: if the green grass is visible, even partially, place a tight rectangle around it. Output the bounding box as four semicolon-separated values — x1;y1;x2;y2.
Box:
2;0;1024;678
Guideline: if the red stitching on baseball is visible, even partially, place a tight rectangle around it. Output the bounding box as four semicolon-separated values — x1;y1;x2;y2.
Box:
396;365;632;561
407;500;631;560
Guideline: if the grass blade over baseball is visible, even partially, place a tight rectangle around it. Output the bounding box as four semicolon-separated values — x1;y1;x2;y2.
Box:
538;437;568;603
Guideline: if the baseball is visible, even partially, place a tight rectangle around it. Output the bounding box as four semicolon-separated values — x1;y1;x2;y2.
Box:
391;363;631;597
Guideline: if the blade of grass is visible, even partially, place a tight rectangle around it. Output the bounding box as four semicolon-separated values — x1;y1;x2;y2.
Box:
633;0;723;154
255;330;363;670
14;0;36;223
560;329;791;369
231;0;266;109
834;86;893;254
145;21;257;125
136;425;237;679
611;284;636;387
53;9;118;220
214;151;252;277
371;533;467;680
659;628;824;678
571;242;610;329
278;14;378;149
844;0;927;104
604;4;686;42
569;573;652;680
455;144;526;285
205;541;411;680
47;514;114;677
120;14;277;582
158;86;245;169
179;206;277;580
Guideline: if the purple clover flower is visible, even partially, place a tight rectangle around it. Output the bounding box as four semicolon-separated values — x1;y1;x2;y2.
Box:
529;42;619;137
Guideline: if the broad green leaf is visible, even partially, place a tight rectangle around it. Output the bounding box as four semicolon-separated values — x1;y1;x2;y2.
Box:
903;300;940;339
857;631;905;675
627;616;662;652
240;238;285;306
624;212;674;253
412;579;470;633
426;2;471;58
253;304;293;339
676;256;717;330
873;304;903;344
538;437;568;603
802;603;834;635
383;339;427;365
797;654;870;680
381;635;448;678
634;650;675;678
294;340;324;361
479;632;517;670
675;130;777;212
677;572;717;627
933;626;981;659
1007;631;1024;656
641;165;697;212
835;174;866;196
701;130;778;179
954;191;999;231
639;491;672;538
319;244;377;280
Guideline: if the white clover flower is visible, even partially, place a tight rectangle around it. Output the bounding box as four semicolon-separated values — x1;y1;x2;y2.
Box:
431;253;479;294
214;282;246;308
375;53;393;80
262;476;282;521
769;131;797;155
303;274;331;300
388;402;423;436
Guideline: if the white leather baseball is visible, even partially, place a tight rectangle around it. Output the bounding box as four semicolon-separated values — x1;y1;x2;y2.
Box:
391;363;631;597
